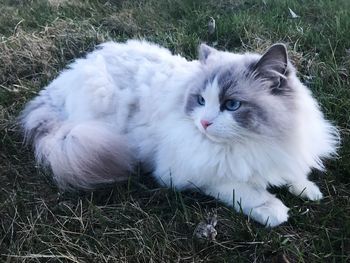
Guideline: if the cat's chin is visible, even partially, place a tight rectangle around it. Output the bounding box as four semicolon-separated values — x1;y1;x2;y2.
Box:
201;131;232;144
195;124;233;144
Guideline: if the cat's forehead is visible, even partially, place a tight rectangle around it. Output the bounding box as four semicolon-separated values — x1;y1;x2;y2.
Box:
202;62;255;100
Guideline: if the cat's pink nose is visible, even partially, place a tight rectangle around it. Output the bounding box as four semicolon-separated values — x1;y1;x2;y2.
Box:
200;120;212;129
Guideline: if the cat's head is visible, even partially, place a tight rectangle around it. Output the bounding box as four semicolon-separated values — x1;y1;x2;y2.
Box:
185;43;297;143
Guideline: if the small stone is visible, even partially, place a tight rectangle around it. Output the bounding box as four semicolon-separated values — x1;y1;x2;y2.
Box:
194;213;218;241
208;17;216;35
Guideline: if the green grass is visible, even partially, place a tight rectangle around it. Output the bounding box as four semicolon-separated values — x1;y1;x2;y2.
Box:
1;0;349;262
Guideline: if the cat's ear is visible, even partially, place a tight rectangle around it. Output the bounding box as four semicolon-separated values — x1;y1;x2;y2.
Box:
253;44;289;92
198;43;217;63
255;44;288;77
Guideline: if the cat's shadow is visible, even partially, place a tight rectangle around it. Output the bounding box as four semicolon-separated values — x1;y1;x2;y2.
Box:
52;169;220;217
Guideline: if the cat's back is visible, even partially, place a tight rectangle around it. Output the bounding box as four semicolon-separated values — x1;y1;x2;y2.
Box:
92;40;188;90
43;40;188;123
48;39;183;96
96;40;175;62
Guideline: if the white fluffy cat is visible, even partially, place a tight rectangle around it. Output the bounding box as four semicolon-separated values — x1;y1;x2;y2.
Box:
20;40;338;227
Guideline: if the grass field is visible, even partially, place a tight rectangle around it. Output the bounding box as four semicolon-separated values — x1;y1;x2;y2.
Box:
1;0;349;262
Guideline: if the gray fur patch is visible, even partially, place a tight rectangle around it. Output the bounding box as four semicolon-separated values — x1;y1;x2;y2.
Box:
184;73;207;114
234;103;268;132
19;95;59;144
185;93;200;114
127;100;140;120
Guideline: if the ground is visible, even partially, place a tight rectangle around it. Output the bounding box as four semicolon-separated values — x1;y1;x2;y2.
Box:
0;0;349;262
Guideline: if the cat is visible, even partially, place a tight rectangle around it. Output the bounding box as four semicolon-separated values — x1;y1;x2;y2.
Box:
20;40;339;227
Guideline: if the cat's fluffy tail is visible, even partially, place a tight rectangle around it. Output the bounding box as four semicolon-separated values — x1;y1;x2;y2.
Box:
19;95;134;190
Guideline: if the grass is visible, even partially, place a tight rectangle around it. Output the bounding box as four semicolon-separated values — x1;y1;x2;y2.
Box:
0;0;349;262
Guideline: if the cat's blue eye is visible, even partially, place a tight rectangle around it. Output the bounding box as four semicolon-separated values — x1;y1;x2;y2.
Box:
224;100;241;111
197;95;205;106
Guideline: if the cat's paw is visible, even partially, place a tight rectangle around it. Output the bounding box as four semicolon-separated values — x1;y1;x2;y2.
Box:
303;184;323;201
289;181;323;201
250;198;289;227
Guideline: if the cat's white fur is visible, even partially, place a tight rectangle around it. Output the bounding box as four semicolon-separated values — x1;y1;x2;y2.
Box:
21;40;338;227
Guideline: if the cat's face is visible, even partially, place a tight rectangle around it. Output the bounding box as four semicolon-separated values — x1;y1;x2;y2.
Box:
185;44;296;143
